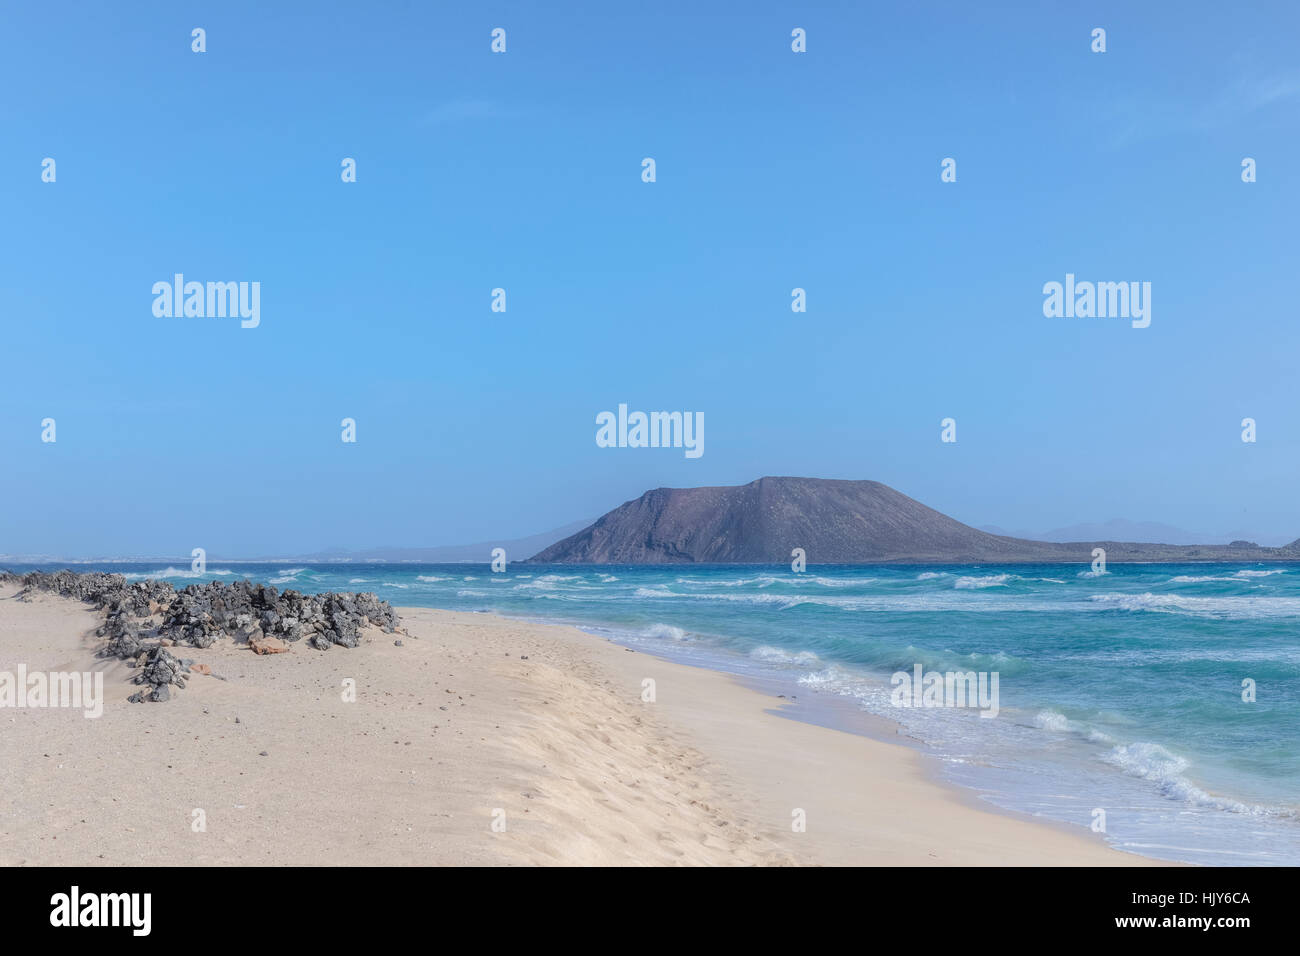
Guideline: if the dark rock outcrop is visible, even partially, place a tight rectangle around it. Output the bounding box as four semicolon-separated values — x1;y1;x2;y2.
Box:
1;570;401;702
128;647;187;703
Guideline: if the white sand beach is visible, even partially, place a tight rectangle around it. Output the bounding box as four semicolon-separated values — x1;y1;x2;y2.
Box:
0;584;1155;866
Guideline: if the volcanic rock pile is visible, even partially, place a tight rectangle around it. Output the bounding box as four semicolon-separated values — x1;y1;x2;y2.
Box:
1;569;401;703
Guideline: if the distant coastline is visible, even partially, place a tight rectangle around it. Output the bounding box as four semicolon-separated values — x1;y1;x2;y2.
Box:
12;476;1298;567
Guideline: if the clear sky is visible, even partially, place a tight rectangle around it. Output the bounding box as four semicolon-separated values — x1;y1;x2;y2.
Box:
2;1;1298;557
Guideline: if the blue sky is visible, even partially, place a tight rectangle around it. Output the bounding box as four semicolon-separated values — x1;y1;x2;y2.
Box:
2;1;1298;557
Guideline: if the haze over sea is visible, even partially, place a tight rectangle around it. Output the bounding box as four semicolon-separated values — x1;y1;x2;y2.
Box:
13;560;1299;866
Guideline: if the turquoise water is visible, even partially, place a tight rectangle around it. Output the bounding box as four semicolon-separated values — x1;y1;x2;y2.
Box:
16;561;1300;865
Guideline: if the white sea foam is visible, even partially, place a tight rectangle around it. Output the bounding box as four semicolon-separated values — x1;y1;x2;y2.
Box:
1098;742;1280;814
123;567;237;580
645;590;808;610
1089;592;1300;619
797;663;855;687
1168;569;1284;584
954;574;1064;589
1033;710;1072;732
954;574;1014;589
514;577;604;593
750;645;821;666
643;623;689;642
632;586;1084;614
267;568;309;583
678;575;778;588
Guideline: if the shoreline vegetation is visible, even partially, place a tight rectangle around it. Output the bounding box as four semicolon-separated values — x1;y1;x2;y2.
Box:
0;569;1155;866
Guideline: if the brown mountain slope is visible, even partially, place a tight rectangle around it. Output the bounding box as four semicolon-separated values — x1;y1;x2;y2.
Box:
528;477;1300;565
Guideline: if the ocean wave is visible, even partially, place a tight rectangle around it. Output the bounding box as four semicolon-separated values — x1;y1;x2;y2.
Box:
698;592;809;609
676;575;778;588
671;574;865;590
643;623;689;642
1067;646;1300;665
416;575;448;582
797;663;856;687
514;580;554;591
916;572;949;580
794;665;896;713
954;574;1065;589
751;645;821;666
1167;569;1283;584
266;568;310;584
266;567;309;584
1089;592;1300;619
513;578;605;593
631;586;1085;614
122;567;238;580
1077;569;1109;578
1033;710;1072;732
1100;742;1288;815
954;574;1014;589
634;588;807;610
891;645;1029;676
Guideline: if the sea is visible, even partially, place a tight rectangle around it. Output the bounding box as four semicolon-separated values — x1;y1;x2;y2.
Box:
9;560;1299;866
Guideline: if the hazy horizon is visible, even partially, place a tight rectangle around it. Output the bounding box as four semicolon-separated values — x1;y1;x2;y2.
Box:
4;476;1296;561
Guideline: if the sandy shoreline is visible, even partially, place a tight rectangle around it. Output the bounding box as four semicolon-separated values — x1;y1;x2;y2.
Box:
0;585;1155;866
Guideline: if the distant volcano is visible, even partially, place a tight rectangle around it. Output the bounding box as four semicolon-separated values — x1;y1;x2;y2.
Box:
528;477;1300;565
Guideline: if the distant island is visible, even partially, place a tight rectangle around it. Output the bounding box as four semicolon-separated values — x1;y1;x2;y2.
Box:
528;477;1300;564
